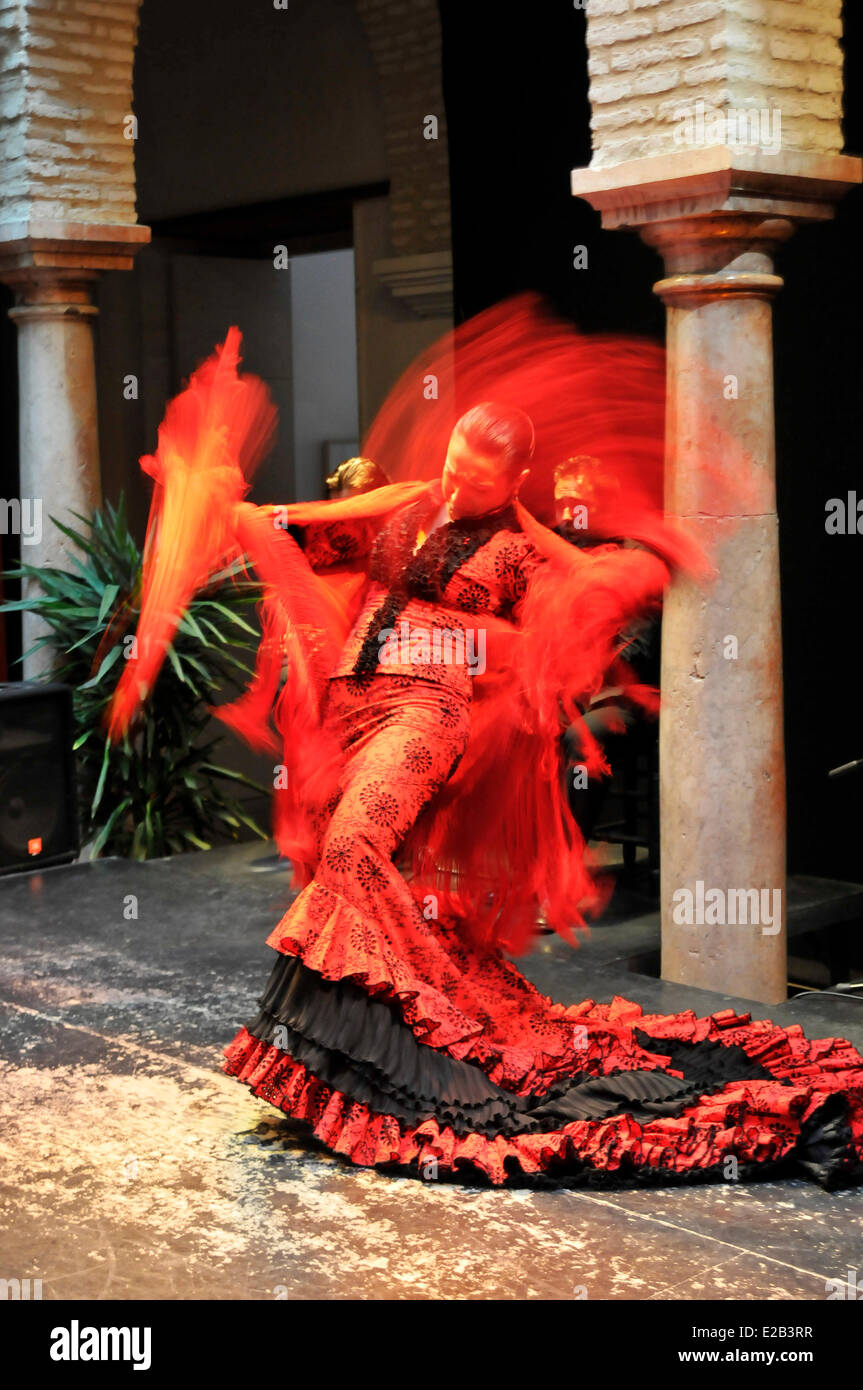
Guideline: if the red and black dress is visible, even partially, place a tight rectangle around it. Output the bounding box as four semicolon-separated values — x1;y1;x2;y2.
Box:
222;485;863;1189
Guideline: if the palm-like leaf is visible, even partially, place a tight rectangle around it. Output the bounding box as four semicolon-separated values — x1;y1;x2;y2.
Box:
0;497;269;859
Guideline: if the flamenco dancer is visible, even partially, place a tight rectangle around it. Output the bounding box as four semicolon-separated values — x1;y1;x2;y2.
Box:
108;298;863;1189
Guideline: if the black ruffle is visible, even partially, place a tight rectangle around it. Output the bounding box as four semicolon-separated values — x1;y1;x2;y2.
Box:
247;953;526;1135
243;952;778;1139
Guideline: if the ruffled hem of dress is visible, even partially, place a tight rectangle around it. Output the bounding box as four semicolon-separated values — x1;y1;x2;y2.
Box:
242;951;801;1139
223;1026;863;1189
265;886;689;1095
636;1004;863;1090
249;950;529;1134
266;880;486;1054
265;882;863;1103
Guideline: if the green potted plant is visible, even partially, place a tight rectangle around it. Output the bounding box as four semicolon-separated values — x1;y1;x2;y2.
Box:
0;497;269;859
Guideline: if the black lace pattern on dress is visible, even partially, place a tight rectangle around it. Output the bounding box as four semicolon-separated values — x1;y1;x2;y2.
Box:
355;504;520;677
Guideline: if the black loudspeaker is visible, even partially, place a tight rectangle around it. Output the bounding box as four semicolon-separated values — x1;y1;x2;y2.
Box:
0;682;79;875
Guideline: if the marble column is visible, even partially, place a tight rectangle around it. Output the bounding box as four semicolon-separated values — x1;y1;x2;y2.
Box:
0;222;150;675
571;151;861;1003
646;214;790;1004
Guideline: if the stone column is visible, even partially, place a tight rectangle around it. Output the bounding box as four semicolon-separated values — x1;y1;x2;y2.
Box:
649;211;790;1005
0;223;150;674
572;150;860;1002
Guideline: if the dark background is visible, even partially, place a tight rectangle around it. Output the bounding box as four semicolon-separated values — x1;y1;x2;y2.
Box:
440;0;863;886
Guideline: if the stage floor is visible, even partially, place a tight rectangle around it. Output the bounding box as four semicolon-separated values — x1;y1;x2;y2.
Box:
1;841;861;1302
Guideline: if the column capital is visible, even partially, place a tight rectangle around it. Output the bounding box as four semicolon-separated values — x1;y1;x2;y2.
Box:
572;148;861;295
0;220;151;301
640;211;796;279
571;148;862;235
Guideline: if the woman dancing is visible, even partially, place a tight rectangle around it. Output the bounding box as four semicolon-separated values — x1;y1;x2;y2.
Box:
108;305;863;1189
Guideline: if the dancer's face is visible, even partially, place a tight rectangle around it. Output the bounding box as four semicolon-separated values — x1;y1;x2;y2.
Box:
442;431;528;521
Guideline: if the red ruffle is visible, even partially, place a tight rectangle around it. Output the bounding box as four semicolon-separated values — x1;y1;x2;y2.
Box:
223;1024;863;1187
637;1005;863;1088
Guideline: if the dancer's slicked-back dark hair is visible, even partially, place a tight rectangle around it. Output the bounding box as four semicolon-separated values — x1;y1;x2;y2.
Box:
454;401;535;471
